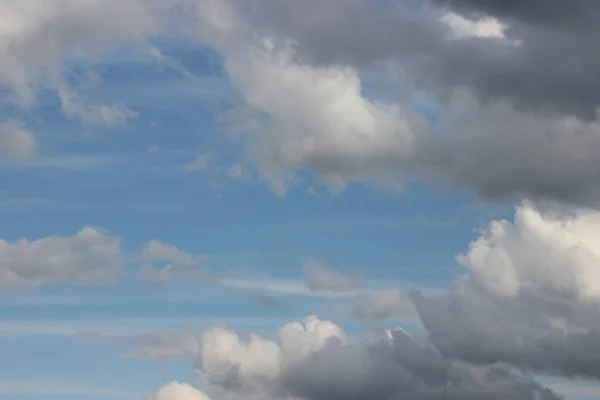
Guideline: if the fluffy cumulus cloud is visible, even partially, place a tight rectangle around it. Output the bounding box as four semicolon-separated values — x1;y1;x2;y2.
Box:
144;315;560;400
0;227;123;290
412;201;600;380
458;201;600;299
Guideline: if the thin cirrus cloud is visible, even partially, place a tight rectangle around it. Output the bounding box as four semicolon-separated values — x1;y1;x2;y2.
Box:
302;258;358;293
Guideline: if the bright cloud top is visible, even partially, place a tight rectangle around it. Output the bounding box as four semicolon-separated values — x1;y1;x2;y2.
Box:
459;201;600;299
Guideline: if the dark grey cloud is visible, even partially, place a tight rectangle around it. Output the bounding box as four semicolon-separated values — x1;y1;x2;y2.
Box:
243;0;600;119
412;283;600;380
204;0;600;207
410;98;600;205
436;0;600;29
280;329;561;400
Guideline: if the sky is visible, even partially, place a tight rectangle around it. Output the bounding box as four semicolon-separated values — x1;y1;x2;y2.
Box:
3;1;600;400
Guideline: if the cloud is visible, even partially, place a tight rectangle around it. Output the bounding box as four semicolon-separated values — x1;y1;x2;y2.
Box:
0;227;123;290
151;382;212;400
243;0;600;119
302;258;357;293
411;201;600;380
195;315;347;390
58;86;138;126
143;314;560;400
440;12;507;39
457;200;600;299
138;240;214;285
0;0;158;108
219;278;352;299
0;120;36;159
3;0;600;205
81;330;200;361
0;380;132;397
170;0;600;207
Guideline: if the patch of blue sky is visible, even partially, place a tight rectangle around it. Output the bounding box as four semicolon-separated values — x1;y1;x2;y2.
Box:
0;335;190;398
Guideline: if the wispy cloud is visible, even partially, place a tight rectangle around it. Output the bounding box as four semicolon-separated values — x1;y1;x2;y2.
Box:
219;278;354;299
0;316;289;339
0;380;133;397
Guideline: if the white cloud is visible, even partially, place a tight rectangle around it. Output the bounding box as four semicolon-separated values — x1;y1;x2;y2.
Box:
0;0;158;107
0;120;36;159
151;382;212;400
189;2;417;194
440;12;507;39
58;86;138;126
0;227;123;290
138;240;213;284
196;315;346;391
225;46;417;194
302;258;357;293
458;201;600;299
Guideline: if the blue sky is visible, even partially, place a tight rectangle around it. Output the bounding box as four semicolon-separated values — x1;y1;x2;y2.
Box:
3;2;600;400
0;39;480;399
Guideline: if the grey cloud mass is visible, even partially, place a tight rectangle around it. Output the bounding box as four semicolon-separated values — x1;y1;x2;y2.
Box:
143;315;562;400
410;201;600;380
245;0;600;118
281;330;560;400
188;0;600;207
6;0;600;205
412;285;600;380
